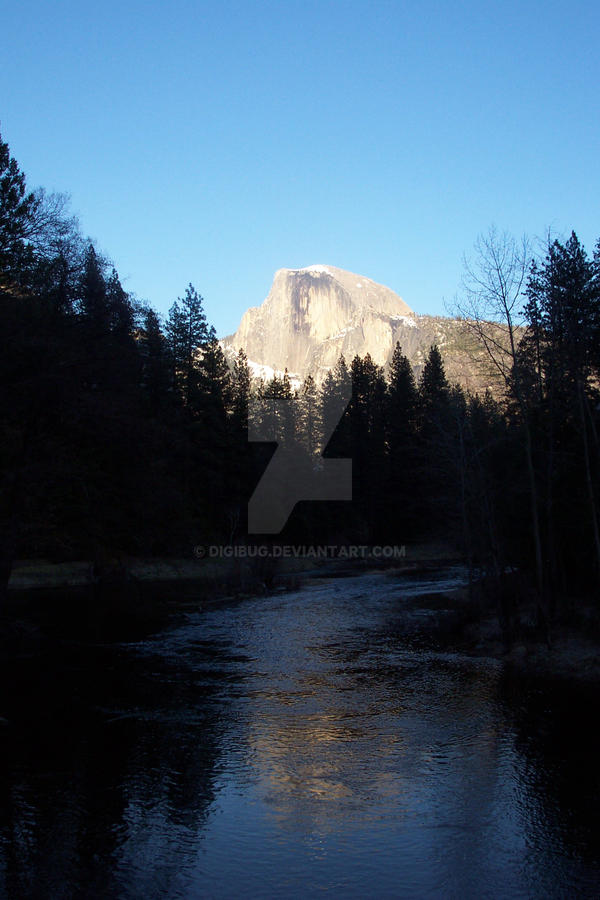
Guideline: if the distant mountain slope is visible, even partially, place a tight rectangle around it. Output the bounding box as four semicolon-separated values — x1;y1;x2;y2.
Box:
223;265;500;394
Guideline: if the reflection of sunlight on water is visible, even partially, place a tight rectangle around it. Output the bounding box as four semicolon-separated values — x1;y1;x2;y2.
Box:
232;571;508;847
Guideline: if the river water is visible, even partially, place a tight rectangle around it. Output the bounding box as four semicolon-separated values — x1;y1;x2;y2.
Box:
0;567;599;898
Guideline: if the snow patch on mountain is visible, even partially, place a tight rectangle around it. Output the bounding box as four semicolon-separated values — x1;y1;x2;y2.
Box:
390;314;417;328
247;360;302;390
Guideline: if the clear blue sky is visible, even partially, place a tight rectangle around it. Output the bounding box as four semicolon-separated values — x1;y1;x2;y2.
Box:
2;0;599;335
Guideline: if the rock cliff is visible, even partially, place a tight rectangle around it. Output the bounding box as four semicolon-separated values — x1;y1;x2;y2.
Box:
223;265;497;394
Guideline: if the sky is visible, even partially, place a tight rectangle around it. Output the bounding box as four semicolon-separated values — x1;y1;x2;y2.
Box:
2;0;599;336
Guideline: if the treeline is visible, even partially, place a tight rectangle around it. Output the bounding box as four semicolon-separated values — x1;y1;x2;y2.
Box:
1;132;599;636
0;131;248;588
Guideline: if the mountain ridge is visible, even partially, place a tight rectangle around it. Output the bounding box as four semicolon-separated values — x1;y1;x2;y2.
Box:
223;265;496;394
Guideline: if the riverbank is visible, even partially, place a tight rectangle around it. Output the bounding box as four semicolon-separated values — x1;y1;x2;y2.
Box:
406;580;600;684
6;541;459;591
1;545;457;647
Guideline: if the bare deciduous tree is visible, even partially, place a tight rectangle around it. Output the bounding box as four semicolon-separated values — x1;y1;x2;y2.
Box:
455;226;530;389
453;228;549;638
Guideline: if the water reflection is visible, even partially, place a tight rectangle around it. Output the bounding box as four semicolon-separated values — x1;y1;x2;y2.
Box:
0;569;599;898
0;631;235;898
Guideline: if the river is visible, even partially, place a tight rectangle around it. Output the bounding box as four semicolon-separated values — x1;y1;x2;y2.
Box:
0;567;599;898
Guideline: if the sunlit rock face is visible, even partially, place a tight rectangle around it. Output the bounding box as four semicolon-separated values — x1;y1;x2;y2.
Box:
224;265;414;379
224;265;498;394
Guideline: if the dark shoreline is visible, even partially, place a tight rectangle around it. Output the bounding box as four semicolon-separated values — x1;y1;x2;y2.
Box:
3;553;599;684
407;582;600;685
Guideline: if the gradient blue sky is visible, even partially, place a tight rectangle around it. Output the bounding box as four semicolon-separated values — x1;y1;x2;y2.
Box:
2;0;599;335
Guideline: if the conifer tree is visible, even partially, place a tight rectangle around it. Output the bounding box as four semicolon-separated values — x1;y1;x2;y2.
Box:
139;309;172;409
281;369;296;448
385;342;418;535
525;233;600;587
387;342;417;442
0;130;38;285
166;283;209;405
320;355;351;457
298;374;320;457
419;344;449;411
80;245;109;331
231;347;251;436
349;354;387;535
106;267;134;338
